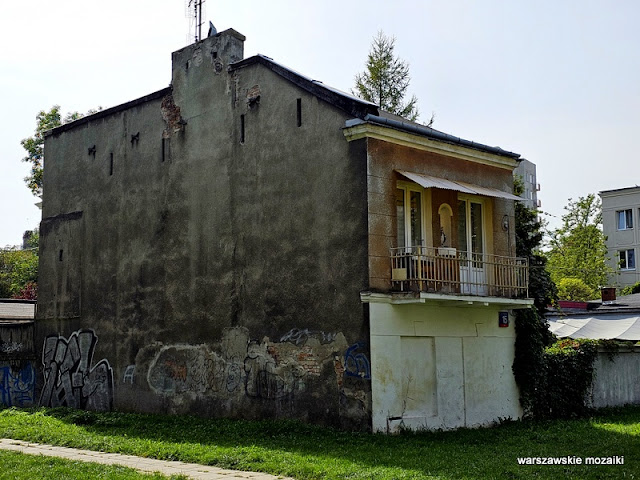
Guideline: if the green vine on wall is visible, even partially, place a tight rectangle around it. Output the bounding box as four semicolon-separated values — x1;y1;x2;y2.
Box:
540;338;598;418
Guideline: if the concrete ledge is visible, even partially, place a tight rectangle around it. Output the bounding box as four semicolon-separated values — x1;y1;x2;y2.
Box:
361;291;534;308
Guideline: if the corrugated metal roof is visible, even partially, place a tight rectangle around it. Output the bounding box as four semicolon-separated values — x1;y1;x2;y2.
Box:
397;171;523;201
0;302;35;320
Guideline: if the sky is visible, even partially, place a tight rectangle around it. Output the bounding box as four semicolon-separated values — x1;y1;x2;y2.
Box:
1;0;639;247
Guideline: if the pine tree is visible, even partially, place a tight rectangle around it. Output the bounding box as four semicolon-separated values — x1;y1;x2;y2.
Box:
353;32;422;122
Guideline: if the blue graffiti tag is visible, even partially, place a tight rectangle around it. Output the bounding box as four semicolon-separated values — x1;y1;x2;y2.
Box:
344;342;370;379
0;363;35;407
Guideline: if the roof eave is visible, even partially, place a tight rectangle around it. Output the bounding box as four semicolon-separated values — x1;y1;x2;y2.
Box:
343;119;521;170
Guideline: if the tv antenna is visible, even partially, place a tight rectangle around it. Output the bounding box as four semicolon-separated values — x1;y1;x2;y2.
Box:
186;0;206;43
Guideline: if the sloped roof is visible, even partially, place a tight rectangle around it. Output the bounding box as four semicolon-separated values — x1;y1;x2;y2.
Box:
549;315;640;341
231;55;520;160
547;293;640;340
46;48;520;160
0;301;35;321
229;54;379;119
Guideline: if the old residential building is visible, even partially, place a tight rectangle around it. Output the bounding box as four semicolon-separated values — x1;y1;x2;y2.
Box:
600;186;640;289
36;29;532;432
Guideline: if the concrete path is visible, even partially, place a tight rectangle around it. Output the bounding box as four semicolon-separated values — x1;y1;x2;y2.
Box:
0;438;296;480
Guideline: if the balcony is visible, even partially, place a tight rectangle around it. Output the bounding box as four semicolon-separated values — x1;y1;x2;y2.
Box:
390;246;529;299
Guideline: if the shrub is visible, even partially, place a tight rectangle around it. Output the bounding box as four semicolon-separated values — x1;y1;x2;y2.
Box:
620;281;640;296
556;277;597;301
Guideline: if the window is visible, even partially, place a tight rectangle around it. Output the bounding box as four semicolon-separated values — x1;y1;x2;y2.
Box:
620;249;636;270
617;209;633;230
396;187;423;249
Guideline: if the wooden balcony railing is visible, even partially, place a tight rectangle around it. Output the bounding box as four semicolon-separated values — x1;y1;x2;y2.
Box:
390;246;529;299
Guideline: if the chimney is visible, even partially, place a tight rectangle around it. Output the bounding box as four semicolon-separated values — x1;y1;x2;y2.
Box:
170;28;246;114
601;287;616;302
171;28;245;83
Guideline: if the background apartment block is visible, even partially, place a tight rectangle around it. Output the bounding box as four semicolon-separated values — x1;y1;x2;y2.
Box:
600;186;640;288
513;158;540;210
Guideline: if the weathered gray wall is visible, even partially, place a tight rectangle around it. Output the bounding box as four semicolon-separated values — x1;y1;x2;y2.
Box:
38;30;371;428
589;347;640;408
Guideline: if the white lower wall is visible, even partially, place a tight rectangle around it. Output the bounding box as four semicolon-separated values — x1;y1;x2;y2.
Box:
589;348;640;408
369;302;522;432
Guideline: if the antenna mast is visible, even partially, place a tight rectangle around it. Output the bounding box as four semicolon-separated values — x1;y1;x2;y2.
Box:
186;0;206;43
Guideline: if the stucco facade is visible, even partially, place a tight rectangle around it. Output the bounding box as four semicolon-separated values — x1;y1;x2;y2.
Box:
600;186;640;289
37;28;531;431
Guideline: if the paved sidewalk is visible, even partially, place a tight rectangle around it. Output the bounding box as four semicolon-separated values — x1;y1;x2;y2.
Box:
0;438;296;480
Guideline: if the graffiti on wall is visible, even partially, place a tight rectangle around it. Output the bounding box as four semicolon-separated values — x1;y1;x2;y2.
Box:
279;328;338;346
147;345;231;395
0;363;35;407
138;327;352;403
123;365;135;384
0;342;24;354
132;326;373;425
40;329;114;411
344;342;370;379
244;340;305;400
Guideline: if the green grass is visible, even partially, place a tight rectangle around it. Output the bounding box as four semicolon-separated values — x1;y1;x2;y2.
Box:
0;450;186;480
1;406;639;479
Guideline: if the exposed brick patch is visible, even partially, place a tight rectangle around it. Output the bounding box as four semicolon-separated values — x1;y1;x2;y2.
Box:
334;357;345;388
161;94;184;138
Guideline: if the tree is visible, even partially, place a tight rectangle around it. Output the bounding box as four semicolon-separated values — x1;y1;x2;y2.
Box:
556;277;597;301
545;194;611;297
0;247;38;299
514;178;556;313
354;31;422;122
21;106;86;197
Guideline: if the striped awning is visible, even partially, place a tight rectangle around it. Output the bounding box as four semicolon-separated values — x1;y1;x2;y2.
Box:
397;170;523;201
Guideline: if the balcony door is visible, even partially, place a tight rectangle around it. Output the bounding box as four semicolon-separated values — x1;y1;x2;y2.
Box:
396;187;424;250
458;198;487;295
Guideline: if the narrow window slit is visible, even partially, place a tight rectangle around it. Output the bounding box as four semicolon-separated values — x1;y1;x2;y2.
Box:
297;98;302;127
110;153;114;176
240;115;245;143
161;138;165;162
59;249;63;262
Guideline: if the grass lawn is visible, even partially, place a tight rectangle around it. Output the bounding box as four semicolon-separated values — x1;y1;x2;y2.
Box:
0;450;186;480
0;406;639;479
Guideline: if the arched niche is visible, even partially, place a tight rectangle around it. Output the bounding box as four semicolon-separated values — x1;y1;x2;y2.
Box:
438;203;453;247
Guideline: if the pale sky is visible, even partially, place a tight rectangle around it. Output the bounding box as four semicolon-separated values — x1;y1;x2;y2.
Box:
1;0;638;247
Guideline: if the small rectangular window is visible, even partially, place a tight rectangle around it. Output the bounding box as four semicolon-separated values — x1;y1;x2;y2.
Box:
617;209;633;230
296;98;302;127
240;115;245;144
620;249;636;270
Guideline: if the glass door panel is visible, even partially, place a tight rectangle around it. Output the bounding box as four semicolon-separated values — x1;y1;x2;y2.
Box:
410;191;423;249
396;188;406;248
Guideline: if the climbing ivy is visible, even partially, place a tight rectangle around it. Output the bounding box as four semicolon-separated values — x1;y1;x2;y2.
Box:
538;339;599;418
512;177;555;417
511;178;598;418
